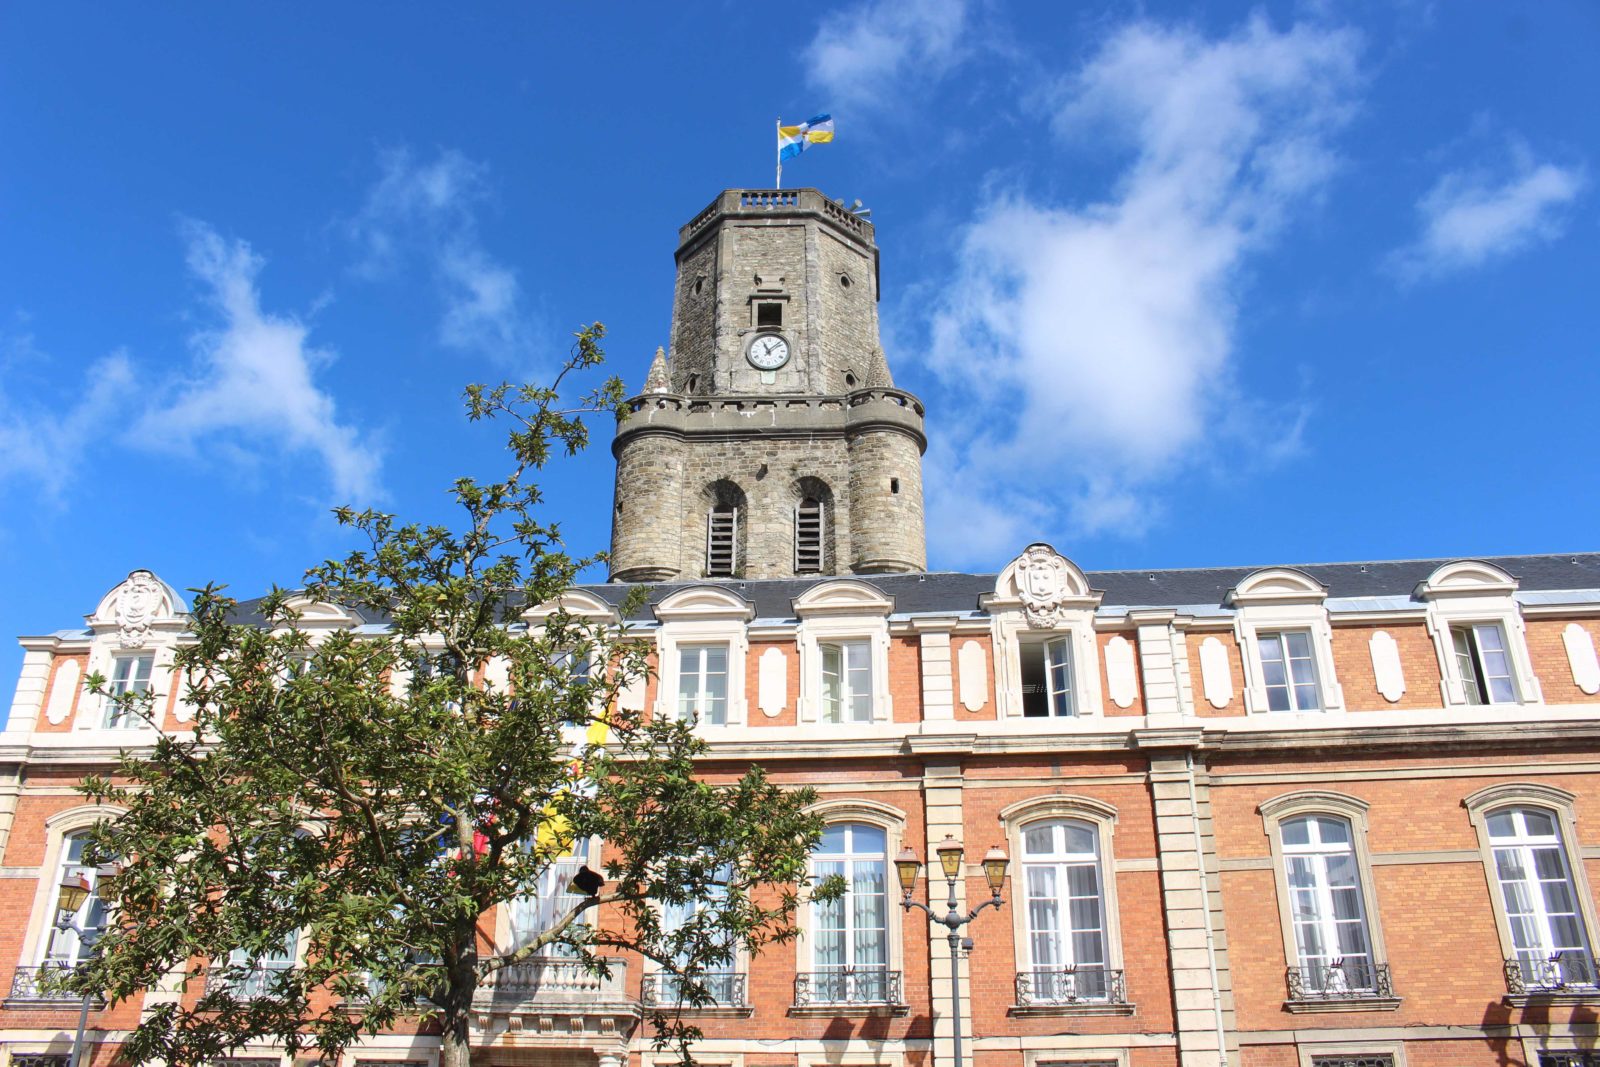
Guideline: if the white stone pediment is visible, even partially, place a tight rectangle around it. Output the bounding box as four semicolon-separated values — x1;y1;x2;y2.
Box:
522;589;620;624
281;596;361;627
1415;559;1519;600
791;579;894;618
1226;567;1327;607
653;585;756;622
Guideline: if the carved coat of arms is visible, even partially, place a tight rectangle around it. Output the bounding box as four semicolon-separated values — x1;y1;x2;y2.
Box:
1017;544;1074;628
115;570;164;648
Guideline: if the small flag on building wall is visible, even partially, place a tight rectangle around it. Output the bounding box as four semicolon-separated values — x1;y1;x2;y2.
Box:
776;114;834;186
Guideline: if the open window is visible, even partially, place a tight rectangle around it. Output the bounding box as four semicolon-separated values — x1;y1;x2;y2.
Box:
1419;561;1541;707
1020;637;1075;718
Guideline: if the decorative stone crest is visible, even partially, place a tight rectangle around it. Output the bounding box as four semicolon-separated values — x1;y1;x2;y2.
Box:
1017;544;1075;628
114;569;165;648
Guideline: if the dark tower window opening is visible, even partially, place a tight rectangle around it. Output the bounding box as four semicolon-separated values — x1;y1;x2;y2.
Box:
687;373;698;393
845;371;857;388
839;272;852;288
707;504;738;577
891;477;901;494
757;302;783;328
795;498;824;573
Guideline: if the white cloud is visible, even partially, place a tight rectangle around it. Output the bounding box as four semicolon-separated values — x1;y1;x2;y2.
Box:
131;221;383;502
1390;147;1585;280
347;148;535;364
0;334;135;502
804;0;969;113
923;17;1361;563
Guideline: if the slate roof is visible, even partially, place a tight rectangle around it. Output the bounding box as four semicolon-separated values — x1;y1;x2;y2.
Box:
217;552;1600;630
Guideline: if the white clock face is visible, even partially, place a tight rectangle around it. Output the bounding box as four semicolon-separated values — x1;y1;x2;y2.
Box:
747;334;790;371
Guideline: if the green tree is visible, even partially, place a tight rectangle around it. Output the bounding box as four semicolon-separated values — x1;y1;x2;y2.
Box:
70;325;830;1067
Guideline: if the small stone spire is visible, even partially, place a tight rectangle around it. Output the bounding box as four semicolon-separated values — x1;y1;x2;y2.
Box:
643;346;670;394
863;344;894;388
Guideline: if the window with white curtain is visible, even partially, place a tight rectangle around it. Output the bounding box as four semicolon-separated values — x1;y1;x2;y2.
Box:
677;644;729;725
810;823;889;1002
1021;819;1110;1000
1487;807;1594;986
658;865;736;1004
820;641;872;723
508;837;593;957
1281;815;1376;992
41;831;108;966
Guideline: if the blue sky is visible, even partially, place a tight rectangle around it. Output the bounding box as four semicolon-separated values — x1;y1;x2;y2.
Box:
3;1;1598;714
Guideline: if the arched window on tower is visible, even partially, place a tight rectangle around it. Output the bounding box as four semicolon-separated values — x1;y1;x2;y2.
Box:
795;498;824;573
707;503;738;577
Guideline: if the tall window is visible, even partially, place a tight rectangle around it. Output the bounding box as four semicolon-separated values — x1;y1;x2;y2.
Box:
42;832;108;966
508;837;593;957
821;641;872;723
1487;807;1594;985
811;823;889;1002
658;866;737;1004
1021;819;1110;1000
1021;639;1075;718
677;644;729;725
795;498;824;573
1281;815;1376;992
706;504;738;577
1260;631;1320;711
1453;623;1516;704
104;653;154;728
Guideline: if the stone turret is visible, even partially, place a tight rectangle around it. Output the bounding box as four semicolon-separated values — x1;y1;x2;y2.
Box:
608;189;926;583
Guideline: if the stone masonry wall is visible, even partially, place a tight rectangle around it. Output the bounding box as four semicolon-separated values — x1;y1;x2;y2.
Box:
848;429;927;572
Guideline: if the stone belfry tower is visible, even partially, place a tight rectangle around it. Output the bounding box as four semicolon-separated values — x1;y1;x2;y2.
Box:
609;188;927;582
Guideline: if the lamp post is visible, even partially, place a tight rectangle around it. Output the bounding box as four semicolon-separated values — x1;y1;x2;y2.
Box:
52;866;113;1067
895;837;1009;1067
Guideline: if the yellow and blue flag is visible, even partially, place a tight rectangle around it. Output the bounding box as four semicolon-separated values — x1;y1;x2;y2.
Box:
779;114;835;162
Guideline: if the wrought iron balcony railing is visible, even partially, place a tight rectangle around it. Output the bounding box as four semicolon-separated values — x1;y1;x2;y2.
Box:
640;971;747;1009
6;963;99;1006
793;968;903;1008
1014;966;1127;1006
1505;952;1598;994
1286;959;1395;1001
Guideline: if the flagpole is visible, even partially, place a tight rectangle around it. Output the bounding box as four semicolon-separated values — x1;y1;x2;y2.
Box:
775;117;782;189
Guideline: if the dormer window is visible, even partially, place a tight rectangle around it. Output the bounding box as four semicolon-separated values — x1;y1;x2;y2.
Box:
1259;630;1321;712
1452;623;1516;704
1020;638;1075;717
105;653;154;729
707;504;737;577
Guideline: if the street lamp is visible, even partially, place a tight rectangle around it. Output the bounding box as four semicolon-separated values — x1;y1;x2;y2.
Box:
53;866;114;1067
896;837;1009;1067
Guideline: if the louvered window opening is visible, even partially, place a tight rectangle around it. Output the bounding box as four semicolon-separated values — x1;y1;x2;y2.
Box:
795;498;824;573
707;505;738;577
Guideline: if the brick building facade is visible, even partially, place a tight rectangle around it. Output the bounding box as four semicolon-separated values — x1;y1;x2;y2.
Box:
5;189;1600;1067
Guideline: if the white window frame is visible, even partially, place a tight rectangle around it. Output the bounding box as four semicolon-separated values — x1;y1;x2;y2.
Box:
37;830;110;967
794;799;907;1004
1464;783;1600;994
999;796;1129;1013
1259;791;1395;1009
651;587;753;729
1418;561;1542;707
103;651;155;729
794;581;893;726
647;863;748;1009
1228;569;1344;715
500;834;599;957
1450;621;1519;705
17;806;125;972
1279;815;1376;992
